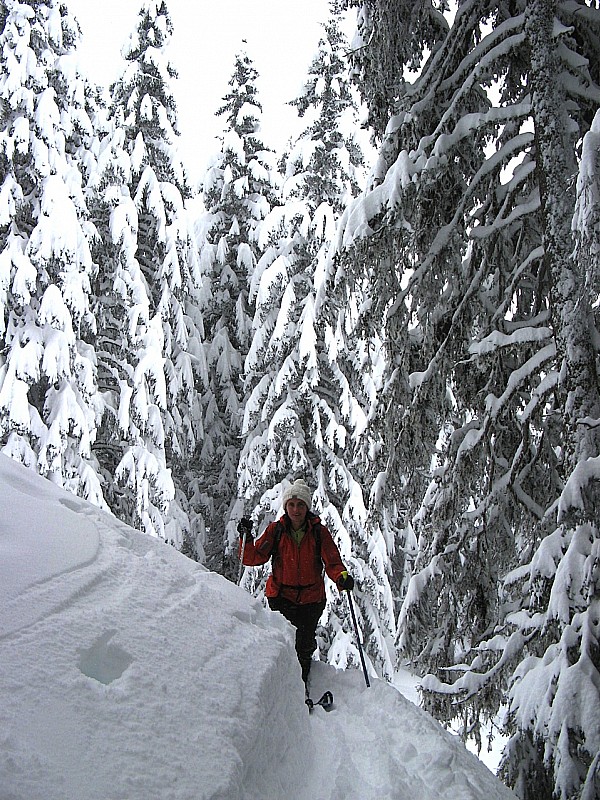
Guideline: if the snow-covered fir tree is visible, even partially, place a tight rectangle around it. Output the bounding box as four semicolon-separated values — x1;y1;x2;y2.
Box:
96;0;202;543
0;0;106;505
338;1;600;798
237;5;395;674
196;47;279;575
85;122;162;533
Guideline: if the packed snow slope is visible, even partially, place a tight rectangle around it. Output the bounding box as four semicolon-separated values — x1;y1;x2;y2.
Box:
0;454;517;800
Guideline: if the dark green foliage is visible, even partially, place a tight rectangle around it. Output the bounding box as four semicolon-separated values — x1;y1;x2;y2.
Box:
336;1;600;797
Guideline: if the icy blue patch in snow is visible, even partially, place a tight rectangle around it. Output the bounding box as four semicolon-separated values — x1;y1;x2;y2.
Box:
78;631;133;685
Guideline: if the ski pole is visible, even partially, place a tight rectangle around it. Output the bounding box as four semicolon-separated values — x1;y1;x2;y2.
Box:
236;518;252;585
237;527;248;585
346;590;371;688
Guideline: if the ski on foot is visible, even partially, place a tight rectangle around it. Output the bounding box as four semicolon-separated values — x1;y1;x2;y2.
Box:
305;688;334;713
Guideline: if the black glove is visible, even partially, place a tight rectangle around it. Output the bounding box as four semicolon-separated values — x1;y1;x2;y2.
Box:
237;518;253;539
337;572;354;591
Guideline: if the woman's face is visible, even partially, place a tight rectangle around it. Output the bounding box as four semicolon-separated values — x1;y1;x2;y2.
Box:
286;498;308;530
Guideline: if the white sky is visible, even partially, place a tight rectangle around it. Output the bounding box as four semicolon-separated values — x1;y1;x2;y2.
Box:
69;0;345;184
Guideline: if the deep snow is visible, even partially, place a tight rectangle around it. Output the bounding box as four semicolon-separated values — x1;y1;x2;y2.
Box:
0;454;517;800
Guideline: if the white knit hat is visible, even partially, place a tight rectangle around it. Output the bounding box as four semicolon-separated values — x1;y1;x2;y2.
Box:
282;479;312;509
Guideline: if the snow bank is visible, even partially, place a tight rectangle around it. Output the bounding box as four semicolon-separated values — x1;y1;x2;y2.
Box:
0;455;311;800
0;454;516;800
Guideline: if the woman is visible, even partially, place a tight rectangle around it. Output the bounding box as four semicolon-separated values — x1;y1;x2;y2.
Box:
238;479;354;683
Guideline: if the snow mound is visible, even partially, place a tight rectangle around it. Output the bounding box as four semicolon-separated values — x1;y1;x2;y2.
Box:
0;454;516;800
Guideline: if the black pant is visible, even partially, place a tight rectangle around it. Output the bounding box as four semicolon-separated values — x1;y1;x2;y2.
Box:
268;596;326;681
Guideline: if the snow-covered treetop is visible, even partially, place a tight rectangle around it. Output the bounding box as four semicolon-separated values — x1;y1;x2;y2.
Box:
110;0;185;191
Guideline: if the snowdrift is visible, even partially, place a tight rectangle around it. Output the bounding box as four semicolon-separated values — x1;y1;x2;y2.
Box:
0;454;516;800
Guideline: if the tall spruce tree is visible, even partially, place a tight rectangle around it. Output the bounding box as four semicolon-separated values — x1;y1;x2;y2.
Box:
339;1;600;797
0;0;105;504
96;0;202;541
237;6;396;673
196;48;278;575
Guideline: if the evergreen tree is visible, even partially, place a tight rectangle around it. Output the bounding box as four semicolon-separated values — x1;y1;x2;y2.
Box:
237;7;395;673
339;1;600;797
196;47;278;575
0;0;105;505
94;0;202;541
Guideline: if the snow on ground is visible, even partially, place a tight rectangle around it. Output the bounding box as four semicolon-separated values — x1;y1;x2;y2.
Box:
0;454;517;800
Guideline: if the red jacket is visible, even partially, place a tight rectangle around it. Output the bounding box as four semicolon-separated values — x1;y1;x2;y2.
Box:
241;513;346;604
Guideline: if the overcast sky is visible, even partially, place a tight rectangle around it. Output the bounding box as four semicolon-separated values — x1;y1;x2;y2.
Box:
69;0;346;184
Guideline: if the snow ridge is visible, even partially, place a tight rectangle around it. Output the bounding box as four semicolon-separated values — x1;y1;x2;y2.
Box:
0;455;515;800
